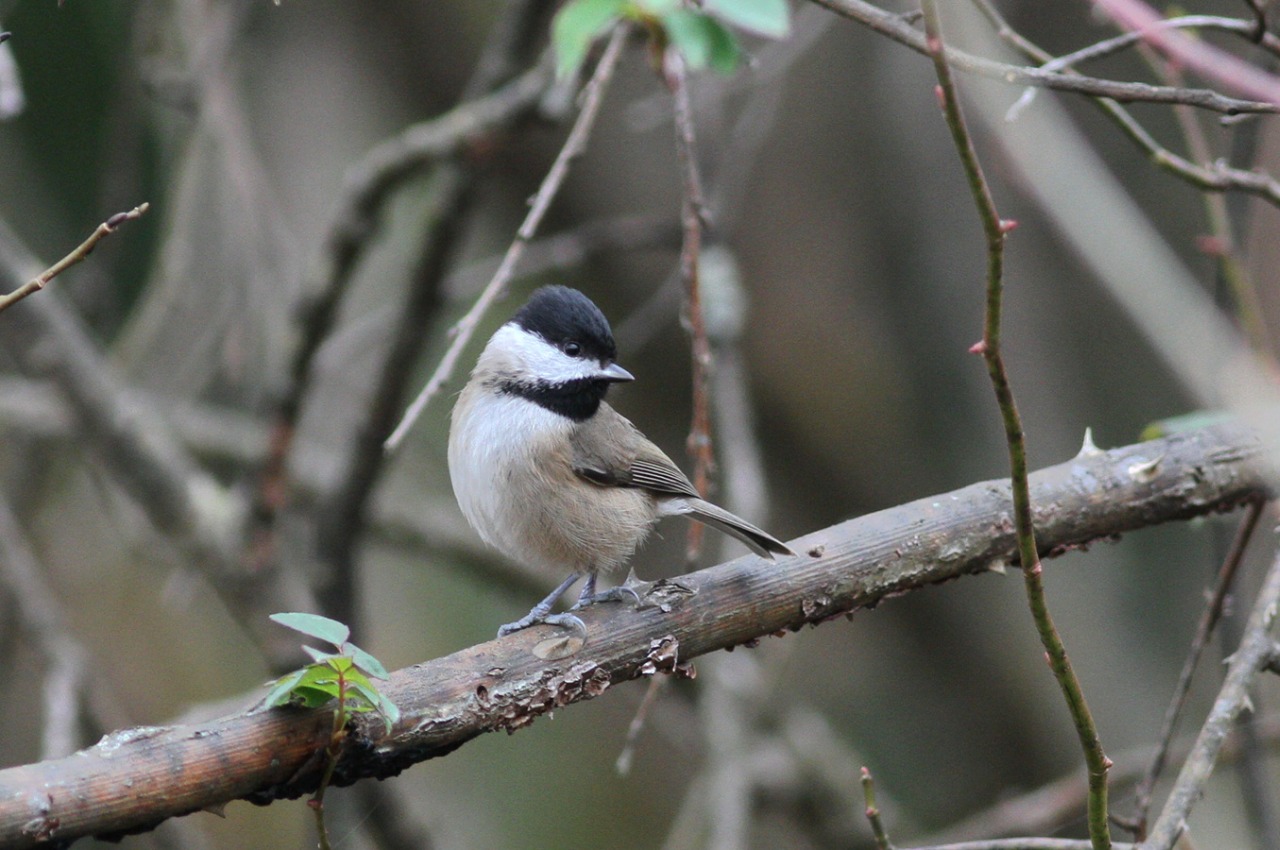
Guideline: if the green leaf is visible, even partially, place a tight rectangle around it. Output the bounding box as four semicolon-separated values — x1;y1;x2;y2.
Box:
295;665;341;691
263;666;341;710
703;0;790;38
270;612;350;648
553;0;627;79
346;642;390;680
291;684;340;709
634;0;680;14
263;669;308;709
375;692;401;727
347;680;383;711
1140;410;1234;440
348;681;402;732
663;10;743;73
323;655;356;675
302;646;339;665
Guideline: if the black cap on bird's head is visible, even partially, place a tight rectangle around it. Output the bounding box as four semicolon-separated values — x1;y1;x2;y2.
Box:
514;286;620;368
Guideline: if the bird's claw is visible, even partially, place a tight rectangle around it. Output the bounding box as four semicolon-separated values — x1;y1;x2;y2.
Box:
497;611;587;639
570;584;642;610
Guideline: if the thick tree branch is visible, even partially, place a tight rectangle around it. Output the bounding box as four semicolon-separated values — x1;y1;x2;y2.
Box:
0;423;1266;847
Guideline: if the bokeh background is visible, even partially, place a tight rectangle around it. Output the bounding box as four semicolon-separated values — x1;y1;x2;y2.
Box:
0;0;1276;848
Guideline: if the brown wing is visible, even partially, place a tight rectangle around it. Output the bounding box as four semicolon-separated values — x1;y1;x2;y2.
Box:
570;403;700;499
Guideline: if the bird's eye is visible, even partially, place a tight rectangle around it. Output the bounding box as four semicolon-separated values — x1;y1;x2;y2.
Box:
563;341;582;357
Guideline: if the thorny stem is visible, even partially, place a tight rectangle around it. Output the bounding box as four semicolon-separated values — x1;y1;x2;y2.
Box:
664;50;715;562
861;767;894;850
385;25;631;451
920;4;1112;850
0;204;149;315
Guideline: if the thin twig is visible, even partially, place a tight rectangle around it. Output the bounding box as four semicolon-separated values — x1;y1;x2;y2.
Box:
920;4;1112;849
0;204;148;315
663;50;715;562
812;0;1279;115
385;24;631;451
1032;16;1280;74
1156;58;1271;353
974;0;1280;213
1141;545;1280;850
247;62;551;572
1093;0;1280;106
0;219;239;568
1125;499;1264;836
862;767;895;849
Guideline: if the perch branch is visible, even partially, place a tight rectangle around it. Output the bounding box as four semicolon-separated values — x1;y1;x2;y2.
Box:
0;422;1265;848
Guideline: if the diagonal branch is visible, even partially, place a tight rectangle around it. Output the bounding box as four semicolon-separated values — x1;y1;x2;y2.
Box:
385;25;631;451
0;204;148;315
1140;535;1280;850
0;422;1265;848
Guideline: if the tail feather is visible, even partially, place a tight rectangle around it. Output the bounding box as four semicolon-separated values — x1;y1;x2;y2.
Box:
681;498;794;559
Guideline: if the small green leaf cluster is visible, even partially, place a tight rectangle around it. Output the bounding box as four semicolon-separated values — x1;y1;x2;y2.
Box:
264;613;401;732
553;0;791;79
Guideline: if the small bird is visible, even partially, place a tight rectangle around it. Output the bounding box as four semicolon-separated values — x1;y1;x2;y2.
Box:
448;285;793;637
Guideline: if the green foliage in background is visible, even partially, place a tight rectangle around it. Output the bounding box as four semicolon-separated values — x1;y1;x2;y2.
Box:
552;0;790;79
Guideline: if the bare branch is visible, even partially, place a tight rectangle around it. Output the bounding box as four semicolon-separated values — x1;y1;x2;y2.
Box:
0;422;1264;848
0;220;241;567
1093;0;1280;106
385;25;631;451
1141;539;1280;849
1125;499;1265;835
810;0;1279;115
0;204;148;315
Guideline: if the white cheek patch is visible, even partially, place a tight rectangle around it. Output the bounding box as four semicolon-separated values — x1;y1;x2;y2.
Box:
488;324;605;384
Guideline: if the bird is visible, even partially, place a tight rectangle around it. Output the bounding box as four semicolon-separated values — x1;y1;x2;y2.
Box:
448;285;793;637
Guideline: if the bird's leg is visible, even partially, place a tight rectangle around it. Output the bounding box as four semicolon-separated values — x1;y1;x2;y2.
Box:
570;570;641;610
497;573;586;637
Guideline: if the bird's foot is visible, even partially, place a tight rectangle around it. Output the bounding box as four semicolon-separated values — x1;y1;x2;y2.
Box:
569;584;642;610
497;610;587;639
